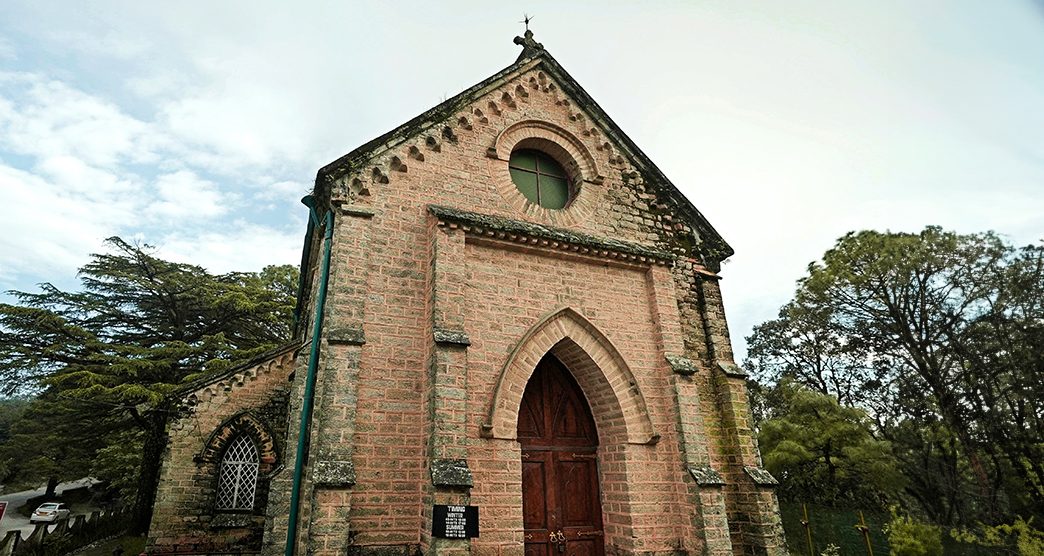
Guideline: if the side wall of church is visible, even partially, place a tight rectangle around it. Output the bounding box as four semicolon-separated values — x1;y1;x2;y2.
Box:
147;349;296;554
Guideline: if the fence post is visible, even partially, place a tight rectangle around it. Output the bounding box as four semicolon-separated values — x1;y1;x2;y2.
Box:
801;504;814;556
854;510;874;556
0;530;22;556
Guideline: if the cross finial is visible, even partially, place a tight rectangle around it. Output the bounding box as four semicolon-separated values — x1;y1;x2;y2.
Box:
513;19;544;60
520;13;533;32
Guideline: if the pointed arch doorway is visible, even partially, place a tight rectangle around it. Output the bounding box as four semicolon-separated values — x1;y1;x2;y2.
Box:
519;354;605;556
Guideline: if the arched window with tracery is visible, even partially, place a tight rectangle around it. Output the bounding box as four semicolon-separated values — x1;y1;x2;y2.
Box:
216;434;259;510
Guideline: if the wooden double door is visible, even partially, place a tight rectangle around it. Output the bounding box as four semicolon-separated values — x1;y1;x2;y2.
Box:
519;356;604;556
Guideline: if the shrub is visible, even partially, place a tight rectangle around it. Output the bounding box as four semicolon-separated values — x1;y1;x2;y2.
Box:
884;508;943;556
951;517;1044;556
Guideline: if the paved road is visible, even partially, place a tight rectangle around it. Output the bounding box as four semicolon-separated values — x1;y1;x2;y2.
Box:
0;478;99;538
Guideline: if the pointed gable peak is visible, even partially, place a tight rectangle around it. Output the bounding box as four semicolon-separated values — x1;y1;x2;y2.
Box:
316;32;734;268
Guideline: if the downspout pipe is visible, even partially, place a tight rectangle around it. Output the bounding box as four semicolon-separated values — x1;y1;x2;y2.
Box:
285;195;334;556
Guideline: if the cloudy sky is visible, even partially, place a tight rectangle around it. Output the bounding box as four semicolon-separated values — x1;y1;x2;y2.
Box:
1;1;1042;360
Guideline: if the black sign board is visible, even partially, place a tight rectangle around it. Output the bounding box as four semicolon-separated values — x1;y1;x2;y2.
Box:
432;505;479;539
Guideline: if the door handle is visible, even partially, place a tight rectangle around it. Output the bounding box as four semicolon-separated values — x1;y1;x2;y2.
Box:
553;531;566;553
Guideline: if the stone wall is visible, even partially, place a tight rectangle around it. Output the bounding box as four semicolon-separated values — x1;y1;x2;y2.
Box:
259;55;785;556
146;346;297;554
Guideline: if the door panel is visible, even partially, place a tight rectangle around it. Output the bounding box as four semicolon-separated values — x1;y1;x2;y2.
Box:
520;356;604;556
525;542;550;556
556;455;598;528
522;458;550;530
568;538;599;556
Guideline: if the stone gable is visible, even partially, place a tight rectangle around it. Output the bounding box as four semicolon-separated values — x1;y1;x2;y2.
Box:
145;33;785;556
317;52;732;271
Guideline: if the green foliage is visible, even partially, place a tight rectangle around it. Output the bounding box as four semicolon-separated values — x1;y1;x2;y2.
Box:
951;518;1044;556
747;226;1044;526
76;535;147;556
91;428;146;502
885;508;944;556
0;237;297;514
0;397;107;493
24;530;74;556
759;381;903;508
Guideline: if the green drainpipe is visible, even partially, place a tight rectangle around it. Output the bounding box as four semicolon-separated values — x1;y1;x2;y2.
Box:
286;195;334;556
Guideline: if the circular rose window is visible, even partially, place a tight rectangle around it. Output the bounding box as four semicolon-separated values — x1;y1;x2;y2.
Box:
508;149;571;209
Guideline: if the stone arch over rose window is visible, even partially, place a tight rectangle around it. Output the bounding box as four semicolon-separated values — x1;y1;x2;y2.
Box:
488;120;605;227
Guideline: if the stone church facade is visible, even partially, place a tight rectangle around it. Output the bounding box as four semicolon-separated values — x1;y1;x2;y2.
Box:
146;32;787;556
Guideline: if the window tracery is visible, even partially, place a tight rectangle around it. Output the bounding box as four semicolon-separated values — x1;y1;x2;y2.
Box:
216;434;259;511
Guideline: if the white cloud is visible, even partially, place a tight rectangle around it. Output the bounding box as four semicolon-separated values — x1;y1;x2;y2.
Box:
0;163;133;284
0;72;162;167
147;170;227;220
257;180;308;205
155;222;301;275
35;155;139;198
1;1;1042;360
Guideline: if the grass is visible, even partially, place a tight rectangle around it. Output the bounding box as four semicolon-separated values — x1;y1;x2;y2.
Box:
74;534;147;556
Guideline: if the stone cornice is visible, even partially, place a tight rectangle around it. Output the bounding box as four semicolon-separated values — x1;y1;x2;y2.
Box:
175;342;300;405
428;205;672;265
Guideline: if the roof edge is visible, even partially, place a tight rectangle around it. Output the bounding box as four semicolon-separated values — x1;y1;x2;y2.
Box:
171;341;302;400
314;44;734;266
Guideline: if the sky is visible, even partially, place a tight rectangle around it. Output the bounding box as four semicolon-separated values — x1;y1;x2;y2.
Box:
1;1;1042;361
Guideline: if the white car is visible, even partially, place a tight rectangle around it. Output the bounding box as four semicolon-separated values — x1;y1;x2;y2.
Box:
30;502;70;524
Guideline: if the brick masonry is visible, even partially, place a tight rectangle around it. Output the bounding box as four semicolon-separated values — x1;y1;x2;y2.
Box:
145;34;786;556
147;347;297;554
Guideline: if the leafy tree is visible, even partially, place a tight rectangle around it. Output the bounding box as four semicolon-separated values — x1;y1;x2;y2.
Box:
746;300;891;417
758;380;903;508
952;517;1044;556
0;396;108;498
91;428;146;503
747;227;1043;526
0;237;297;531
0;397;27;447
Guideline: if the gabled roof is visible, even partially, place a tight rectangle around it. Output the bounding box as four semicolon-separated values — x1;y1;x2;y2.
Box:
316;31;734;266
172;341;300;400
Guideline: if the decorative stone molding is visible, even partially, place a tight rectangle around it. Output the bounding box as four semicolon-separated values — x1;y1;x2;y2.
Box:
430;459;474;488
197;412;280;475
210;513;257;529
744;466;779;487
487;119;602;227
687;465;726;486
484;306;659;445
490;120;601;181
313;460;357;487
338;204;375;218
665;354;698;375
433;328;471;347
328;326;366;345
718;361;748;378
429;205;671;266
178;345;297;410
